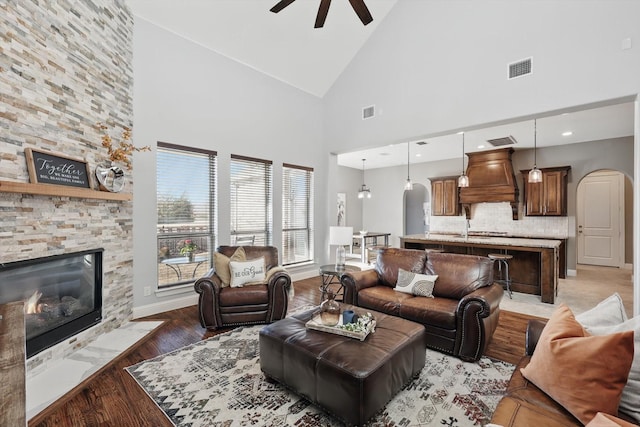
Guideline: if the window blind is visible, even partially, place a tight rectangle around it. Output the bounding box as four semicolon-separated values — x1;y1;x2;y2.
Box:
157;142;217;288
230;155;273;246
282;163;314;265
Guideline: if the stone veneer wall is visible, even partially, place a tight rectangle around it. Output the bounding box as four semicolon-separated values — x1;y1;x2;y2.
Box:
0;0;135;375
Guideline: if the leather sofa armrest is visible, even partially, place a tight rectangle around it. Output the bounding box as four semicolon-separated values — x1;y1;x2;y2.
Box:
455;283;504;361
526;319;548;356
341;269;380;305
194;268;223;329
265;268;292;322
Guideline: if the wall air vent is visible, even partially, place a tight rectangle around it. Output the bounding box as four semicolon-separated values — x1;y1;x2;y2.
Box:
487;135;518;147
362;105;375;120
508;57;532;79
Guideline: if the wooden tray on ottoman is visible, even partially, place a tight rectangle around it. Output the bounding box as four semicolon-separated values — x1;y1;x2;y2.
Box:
305;314;375;341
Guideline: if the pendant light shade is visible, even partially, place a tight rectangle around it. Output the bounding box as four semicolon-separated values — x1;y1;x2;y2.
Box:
405;142;413;191
528;119;543;183
358;158;372;199
458;132;469;188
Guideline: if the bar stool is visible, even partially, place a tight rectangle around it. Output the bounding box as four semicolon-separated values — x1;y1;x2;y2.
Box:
488;253;513;298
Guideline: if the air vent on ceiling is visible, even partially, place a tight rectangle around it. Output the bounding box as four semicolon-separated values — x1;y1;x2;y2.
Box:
508;57;532;79
362;105;375;120
416;141;428;145
487;135;518;147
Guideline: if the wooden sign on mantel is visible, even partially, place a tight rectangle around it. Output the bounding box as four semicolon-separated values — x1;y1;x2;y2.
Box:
25;148;93;189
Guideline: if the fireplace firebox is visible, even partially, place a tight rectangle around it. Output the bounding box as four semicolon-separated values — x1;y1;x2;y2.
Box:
0;249;103;358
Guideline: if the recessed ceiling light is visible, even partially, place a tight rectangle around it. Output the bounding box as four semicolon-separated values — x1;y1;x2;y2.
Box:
416;153;421;157
562;131;573;136
477;144;485;149
380;152;390;156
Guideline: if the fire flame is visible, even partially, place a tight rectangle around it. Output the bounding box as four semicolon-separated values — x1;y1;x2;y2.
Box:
25;290;43;314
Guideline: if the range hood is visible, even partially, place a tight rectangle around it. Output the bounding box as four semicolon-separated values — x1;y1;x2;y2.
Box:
459;148;519;219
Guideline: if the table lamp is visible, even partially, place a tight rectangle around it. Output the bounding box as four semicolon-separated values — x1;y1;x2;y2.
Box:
329;226;353;269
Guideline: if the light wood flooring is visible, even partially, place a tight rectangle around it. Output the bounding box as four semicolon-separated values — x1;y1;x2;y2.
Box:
27;274;565;427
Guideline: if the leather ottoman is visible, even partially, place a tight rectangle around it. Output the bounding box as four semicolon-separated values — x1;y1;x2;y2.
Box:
259;305;426;426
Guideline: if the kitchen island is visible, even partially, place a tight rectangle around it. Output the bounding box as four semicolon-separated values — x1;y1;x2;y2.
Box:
400;234;562;303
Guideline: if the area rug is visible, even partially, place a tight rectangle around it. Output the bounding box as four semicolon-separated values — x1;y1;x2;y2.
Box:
126;325;513;426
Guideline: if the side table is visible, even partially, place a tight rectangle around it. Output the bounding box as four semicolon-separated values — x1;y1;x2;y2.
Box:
319;264;359;302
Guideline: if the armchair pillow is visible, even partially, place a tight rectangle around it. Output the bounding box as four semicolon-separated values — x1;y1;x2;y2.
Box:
394;268;437;297
214;247;246;287
230;257;266;287
520;304;634;425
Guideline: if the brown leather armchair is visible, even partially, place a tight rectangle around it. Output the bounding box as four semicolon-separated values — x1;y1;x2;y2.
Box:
194;246;291;330
341;248;503;362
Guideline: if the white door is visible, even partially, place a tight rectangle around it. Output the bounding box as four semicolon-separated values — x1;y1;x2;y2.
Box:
577;171;624;267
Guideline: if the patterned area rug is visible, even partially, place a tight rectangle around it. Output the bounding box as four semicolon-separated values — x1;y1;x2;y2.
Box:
126;325;514;427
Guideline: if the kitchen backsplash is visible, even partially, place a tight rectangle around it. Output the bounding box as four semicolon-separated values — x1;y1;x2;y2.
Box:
429;202;569;239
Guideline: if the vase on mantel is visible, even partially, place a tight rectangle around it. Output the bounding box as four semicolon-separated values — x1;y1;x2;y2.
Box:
320;291;340;326
95;162;125;193
187;252;195;262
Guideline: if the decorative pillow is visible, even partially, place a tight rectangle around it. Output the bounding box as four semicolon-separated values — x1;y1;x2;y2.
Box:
575;293;628;329
586;316;640;424
394;268;438;297
586;412;638;427
520;304;634;425
214;247;246;287
229;257;266;288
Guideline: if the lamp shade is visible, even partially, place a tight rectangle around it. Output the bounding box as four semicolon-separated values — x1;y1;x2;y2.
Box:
329;226;353;246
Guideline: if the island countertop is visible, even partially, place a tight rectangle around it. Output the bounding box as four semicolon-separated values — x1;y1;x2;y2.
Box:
402;233;562;249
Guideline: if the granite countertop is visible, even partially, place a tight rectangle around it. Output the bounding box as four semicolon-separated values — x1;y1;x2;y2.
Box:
402;233;562;249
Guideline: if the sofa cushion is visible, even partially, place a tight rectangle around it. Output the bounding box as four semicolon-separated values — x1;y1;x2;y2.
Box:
520;304;634;425
575;292;628;329
394;268;437;297
426;252;494;299
375;248;428;288
586;316;640;424
357;286;413;317
399;296;457;330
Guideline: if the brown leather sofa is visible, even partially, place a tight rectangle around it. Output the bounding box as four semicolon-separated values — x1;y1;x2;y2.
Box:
341;248;504;362
194;246;291;330
491;320;638;427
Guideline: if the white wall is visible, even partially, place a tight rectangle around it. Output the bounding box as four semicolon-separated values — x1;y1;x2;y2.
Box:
324;0;640;152
132;18;325;313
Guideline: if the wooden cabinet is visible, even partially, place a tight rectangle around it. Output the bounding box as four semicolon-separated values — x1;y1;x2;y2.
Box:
431;177;459;216
521;166;570;216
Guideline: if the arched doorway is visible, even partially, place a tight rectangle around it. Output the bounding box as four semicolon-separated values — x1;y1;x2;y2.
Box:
576;170;631;268
404;183;428;235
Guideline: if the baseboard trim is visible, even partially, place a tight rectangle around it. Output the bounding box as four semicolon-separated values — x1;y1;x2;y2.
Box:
132;294;198;319
567;269;577;277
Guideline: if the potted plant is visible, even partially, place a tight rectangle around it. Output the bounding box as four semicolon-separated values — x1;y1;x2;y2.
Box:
179;239;198;262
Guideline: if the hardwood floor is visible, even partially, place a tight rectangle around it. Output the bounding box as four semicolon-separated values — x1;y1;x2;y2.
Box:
29;276;538;427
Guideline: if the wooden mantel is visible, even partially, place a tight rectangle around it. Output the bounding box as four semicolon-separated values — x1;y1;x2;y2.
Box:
0;180;131;201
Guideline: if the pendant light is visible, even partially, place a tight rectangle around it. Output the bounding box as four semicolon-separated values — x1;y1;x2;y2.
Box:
528;119;543;183
357;158;372;199
457;132;469;188
404;142;413;191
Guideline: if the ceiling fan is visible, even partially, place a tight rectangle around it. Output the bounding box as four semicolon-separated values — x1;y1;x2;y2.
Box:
270;0;373;28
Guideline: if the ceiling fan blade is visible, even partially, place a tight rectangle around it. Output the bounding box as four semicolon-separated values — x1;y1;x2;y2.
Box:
314;0;331;28
348;0;373;25
270;0;296;13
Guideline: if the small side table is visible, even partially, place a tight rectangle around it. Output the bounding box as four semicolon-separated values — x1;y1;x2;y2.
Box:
319;264;359;302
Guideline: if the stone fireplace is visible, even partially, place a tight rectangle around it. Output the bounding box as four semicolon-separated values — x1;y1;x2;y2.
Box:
0;249;103;358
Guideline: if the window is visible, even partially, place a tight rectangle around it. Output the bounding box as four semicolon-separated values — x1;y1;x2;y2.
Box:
230;155;272;246
157;143;216;288
282;163;314;265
